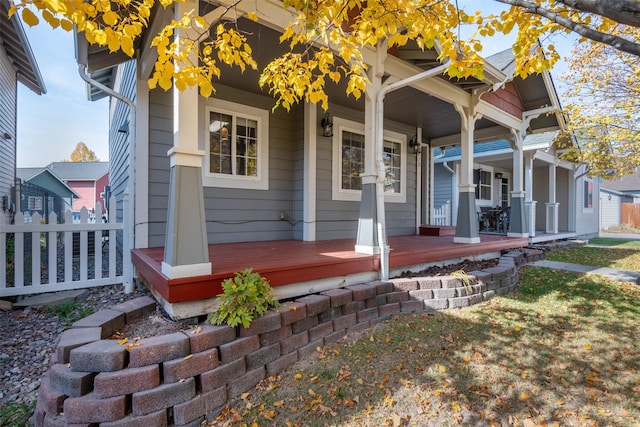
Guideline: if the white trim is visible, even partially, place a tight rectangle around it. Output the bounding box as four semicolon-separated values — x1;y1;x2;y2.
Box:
454;236;481;244
474;166;494;207
331;116;407;203
582;177;594;213
135;77;149;248
303;103;317;241
202;98;269;190
161;261;212;279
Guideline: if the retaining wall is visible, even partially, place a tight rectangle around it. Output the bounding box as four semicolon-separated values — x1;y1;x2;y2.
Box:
33;249;543;427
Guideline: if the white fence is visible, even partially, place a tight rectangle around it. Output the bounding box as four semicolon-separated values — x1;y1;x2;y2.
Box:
432;200;451;226
0;196;127;297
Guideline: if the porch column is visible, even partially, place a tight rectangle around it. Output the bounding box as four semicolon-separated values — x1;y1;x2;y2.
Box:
356;44;385;254
546;163;559;233
454;104;480;244
508;129;527;237
524;151;536;237
161;0;211;279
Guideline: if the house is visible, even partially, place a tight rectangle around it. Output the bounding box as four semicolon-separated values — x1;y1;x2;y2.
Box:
432;130;601;243
15;167;79;219
600;171;640;229
0;0;46;221
45;161;109;213
74;1;568;317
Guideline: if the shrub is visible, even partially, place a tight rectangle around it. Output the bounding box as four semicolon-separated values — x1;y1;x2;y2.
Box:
207;268;279;328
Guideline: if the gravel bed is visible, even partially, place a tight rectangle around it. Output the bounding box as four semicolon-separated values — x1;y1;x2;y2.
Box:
0;284;148;407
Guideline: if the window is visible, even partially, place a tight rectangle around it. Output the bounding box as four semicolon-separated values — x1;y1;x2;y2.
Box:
27;196;43;211
332;117;406;203
474;169;492;202
204;99;269;190
583;179;593;210
500;178;510;208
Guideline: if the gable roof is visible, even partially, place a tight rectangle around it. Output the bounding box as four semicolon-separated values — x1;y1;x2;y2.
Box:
16;167;80;198
601;171;640;193
0;0;46;94
46;161;109;180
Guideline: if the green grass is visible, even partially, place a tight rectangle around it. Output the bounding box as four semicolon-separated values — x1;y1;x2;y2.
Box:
0;402;35;427
589;237;640;248
547;246;640;271
49;300;94;327
214;267;640;426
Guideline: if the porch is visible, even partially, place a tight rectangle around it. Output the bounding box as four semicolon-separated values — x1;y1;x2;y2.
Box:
132;234;528;318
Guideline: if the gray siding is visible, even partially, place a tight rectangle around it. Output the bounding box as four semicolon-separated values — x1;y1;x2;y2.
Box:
556;168;570;231
433;164;454;211
292;106;305;240
0;45;17;216
108;60;136;247
600;191;621;229
576;174;600;238
532;167;549;231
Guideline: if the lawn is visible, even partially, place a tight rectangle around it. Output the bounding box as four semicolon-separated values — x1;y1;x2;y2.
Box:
215;267;640;426
546;246;640;271
589;238;640;248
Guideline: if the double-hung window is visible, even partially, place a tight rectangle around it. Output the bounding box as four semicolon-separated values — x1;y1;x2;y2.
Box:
583;178;593;211
204;99;269;190
474;169;492;204
332;117;406;203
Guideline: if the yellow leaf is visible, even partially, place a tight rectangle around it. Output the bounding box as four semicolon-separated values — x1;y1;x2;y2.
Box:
452;401;461;412
514;325;521;331
183;354;193;360
60;19;73;31
584;344;592;350
102;11;119;26
118;337;128;346
21;8;39;27
520;390;531;400
294;373;302;380
190;326;202;334
273;400;283;407
438;364;447;373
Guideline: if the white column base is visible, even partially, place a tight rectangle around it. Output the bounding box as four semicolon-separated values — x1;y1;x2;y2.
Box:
161;261;212;279
453;236;481;244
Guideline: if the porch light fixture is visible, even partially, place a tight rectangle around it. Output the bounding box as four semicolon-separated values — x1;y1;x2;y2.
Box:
321;112;333;137
117;120;130;134
409;135;421;154
495;172;503;180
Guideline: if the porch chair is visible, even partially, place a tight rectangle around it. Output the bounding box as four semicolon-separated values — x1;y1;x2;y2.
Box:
477;206;489;231
497;207;511;234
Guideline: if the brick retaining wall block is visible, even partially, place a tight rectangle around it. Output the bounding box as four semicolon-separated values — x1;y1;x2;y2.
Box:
110;296;157;323
36;251;542;427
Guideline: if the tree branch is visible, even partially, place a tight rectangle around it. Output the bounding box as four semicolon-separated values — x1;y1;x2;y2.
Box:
494;0;640;57
556;0;640;28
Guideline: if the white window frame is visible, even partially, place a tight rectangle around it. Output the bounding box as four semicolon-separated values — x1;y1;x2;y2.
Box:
583;178;594;212
203;99;269;190
331;117;406;203
473;166;494;207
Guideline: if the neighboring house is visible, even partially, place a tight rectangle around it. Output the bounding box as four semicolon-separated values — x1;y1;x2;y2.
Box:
16;167;79;218
0;0;46;221
600;171;640;228
433;131;601;242
45;161;109;212
75;1;571;315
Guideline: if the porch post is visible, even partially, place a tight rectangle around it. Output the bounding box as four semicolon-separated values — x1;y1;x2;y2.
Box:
508;129;527;237
356;45;385;254
161;0;211;279
453;104;480;244
546;163;559;233
524;152;536;237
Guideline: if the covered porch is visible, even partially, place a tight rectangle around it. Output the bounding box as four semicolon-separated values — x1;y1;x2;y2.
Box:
132;234;528;318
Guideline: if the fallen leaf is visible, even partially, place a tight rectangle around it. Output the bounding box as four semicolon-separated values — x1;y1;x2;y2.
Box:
118;337;128;346
183;354;193;360
520;391;531;400
584;344;592;351
452;401;461;412
438;364;447;373
392;413;402;426
190;326;202;334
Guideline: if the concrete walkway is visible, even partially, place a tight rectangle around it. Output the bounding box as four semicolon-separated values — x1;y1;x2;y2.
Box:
530;260;640;284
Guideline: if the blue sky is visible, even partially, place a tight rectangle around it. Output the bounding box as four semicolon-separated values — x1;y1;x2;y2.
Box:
17;24;109;167
15;2;576;168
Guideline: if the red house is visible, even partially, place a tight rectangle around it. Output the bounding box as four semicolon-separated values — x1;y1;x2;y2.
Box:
46;161;109;212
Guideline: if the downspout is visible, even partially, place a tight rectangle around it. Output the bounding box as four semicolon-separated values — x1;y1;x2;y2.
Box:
375;62;449;280
78;64;136;293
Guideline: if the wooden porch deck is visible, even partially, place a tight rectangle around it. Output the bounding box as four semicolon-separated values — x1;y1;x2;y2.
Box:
132;233;528;304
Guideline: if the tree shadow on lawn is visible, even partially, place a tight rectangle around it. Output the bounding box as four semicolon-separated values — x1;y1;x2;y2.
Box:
545;246;640;270
220;267;640;426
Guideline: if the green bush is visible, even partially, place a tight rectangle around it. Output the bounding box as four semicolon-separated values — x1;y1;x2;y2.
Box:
207;268;279;328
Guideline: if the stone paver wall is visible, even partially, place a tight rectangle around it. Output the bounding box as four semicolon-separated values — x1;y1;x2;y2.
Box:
33;249;543;427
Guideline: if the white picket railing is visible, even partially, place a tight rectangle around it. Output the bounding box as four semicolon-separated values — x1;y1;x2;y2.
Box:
0;196;127;297
432;200;451;226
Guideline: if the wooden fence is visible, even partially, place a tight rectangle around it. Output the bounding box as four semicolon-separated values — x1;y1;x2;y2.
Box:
620;203;640;228
0;196;128;297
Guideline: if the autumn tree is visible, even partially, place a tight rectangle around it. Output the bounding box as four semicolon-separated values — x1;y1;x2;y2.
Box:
6;0;639;173
68;142;99;162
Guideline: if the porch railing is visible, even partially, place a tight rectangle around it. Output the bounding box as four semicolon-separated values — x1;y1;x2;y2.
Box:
0;196;127;297
432;201;451;226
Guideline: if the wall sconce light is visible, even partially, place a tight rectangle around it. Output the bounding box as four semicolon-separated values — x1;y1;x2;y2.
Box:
495;172;503;180
3;132;11;140
117;120;130;134
409;135;421;154
321;112;333;137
